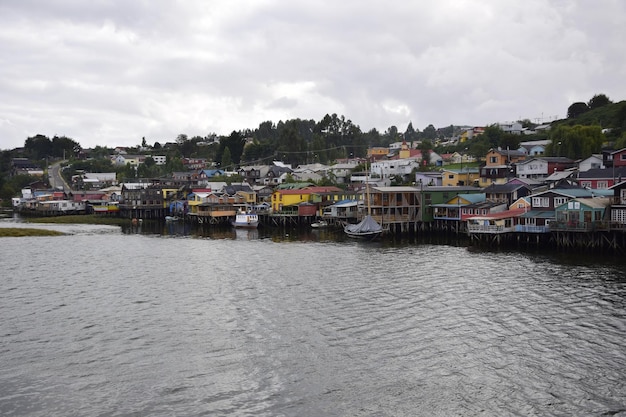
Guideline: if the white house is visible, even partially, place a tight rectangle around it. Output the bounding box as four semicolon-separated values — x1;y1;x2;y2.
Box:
516;158;550;179
578;154;604;172
329;163;358;184
370;158;421;183
498;122;523;135
152;155;167;165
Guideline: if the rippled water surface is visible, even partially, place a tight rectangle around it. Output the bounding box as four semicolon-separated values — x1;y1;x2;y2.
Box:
1;222;625;416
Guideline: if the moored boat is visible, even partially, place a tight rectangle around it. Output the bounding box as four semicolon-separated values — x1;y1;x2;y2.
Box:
232;210;259;228
311;220;328;228
344;215;384;239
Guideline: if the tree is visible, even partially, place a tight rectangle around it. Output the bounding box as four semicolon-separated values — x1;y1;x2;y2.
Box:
24;134;52;160
218;131;245;166
404;122;419;142
176;134;196;157
481;124;504;149
221;147;232;169
588;93;612;110
383;126;400;144
422;124;437;141
418;140;433;166
567;102;590;119
547;125;603;159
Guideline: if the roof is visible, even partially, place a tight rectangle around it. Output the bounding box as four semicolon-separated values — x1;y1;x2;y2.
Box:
483;183;530;193
465;201;505;209
442;167;480;174
422;186;481;192
275;182;313;190
459;193;486;204
330;200;358;208
578;167;626;179
371;186;420;192
557;197;611;210
274;186;343;195
490;149;527;157
223;184;254;194
516;156;575;165
546;171;576;181
519;210;556;219
304;186;343;193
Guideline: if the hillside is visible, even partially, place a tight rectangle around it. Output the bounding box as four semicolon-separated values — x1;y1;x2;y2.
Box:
556;100;626;132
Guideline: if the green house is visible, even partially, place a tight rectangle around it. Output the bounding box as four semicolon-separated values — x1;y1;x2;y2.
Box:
553;197;611;231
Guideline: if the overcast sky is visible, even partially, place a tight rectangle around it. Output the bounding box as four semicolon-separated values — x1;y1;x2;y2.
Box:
1;0;625;150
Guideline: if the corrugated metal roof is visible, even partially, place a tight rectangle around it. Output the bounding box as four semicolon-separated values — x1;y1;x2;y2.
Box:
371;186;420;192
557;197;611;209
519;210;555;219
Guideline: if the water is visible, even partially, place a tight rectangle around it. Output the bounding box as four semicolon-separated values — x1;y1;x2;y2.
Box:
1;221;625;416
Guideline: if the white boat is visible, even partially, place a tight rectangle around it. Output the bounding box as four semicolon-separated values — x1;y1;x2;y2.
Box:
165;215;179;222
311;220;328;228
232;210;259;229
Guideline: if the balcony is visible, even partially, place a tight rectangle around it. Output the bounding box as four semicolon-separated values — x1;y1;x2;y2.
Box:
467;224;515;234
550;221;609;232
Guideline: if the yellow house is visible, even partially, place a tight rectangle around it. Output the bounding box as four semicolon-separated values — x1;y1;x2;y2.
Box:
478;148;528;187
442;168;481;187
161;187;179;207
236;190;256;205
367;147;389;159
186;191;212;214
271;186;345;213
485;148;526;167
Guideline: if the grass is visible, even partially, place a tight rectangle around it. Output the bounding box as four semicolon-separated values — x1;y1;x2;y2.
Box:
0;227;65;237
24;214;130;226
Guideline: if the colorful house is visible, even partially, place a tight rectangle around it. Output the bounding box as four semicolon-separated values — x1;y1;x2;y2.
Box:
271;186;344;214
577;167;626;189
441;167;480;187
479;148;527;186
553;198;611;231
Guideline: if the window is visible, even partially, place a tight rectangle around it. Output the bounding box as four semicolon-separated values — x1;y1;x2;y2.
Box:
490;156;498;163
580;181;592;188
612;209;626;223
554;197;567;206
532;197;549;207
597;181;608;189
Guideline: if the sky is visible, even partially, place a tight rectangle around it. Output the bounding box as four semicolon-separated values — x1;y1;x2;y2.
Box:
1;0;625;150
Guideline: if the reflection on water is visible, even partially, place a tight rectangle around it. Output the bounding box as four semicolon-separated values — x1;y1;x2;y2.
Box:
1;217;626;416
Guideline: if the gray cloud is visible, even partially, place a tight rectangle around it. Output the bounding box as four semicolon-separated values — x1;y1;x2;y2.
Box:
1;0;625;149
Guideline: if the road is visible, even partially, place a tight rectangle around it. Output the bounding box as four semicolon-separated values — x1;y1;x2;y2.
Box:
48;161;71;192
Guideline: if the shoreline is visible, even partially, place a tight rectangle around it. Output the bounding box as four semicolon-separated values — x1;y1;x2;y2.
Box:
0;227;66;237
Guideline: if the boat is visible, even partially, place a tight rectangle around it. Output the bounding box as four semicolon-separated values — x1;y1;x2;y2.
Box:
344;214;384;239
232;210;259;229
311;220;328;229
344;155;384;239
165;215;179;222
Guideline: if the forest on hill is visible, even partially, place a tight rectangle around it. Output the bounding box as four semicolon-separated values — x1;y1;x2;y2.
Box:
1;93;625;205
